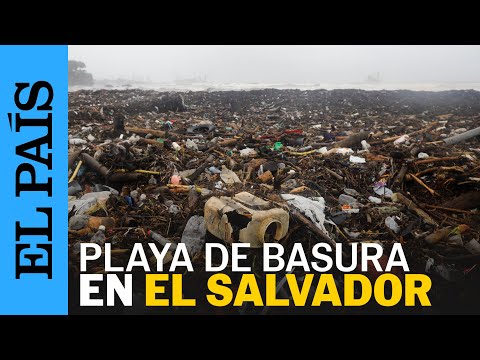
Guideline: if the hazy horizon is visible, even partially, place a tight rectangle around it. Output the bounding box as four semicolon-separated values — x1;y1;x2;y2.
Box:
69;45;480;86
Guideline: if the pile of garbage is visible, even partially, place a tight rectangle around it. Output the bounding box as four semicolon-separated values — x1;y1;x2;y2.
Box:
68;88;480;314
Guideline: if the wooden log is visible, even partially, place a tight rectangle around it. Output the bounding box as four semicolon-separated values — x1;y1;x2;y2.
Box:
414;156;461;165
81;153;110;178
443;126;480;146
334;131;370;148
391;192;438;226
108;172;141;183
219;138;238;146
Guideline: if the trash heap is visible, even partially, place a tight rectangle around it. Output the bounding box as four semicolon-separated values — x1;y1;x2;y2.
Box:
68;88;480;314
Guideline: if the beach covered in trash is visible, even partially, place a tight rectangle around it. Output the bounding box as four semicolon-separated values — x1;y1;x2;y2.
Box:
68;88;480;314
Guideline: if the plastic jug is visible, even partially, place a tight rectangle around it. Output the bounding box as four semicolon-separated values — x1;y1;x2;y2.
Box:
204;192;289;248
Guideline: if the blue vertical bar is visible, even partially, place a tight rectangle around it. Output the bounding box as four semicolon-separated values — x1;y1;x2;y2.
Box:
0;45;68;314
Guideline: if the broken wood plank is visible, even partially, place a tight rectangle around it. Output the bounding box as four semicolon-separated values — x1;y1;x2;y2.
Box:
414;156;461;165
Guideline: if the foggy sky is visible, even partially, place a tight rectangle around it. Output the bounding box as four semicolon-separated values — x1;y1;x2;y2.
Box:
68;45;480;84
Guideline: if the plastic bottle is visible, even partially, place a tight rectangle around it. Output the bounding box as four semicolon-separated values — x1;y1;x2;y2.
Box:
148;175;157;185
172;142;181;151
90;225;106;245
361;140;371;151
385;216;401;234
148;230;177;250
338;194;357;205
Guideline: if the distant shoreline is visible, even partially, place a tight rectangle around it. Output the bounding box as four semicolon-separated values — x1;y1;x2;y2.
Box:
68;81;480;93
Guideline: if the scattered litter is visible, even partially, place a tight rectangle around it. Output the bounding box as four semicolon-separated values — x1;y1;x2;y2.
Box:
67;87;480;314
349;155;366;163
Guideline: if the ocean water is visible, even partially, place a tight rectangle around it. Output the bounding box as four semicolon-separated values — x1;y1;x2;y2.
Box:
68;81;480;92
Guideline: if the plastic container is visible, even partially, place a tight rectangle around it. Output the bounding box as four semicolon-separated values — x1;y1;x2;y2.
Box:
204;192;289;248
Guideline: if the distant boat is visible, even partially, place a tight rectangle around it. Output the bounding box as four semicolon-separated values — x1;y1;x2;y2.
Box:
175;75;207;85
366;72;382;83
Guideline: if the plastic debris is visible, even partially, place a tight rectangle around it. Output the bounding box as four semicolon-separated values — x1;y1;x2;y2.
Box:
349;155;366;163
385;216;401;234
205;192;289;247
220;165;241;185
